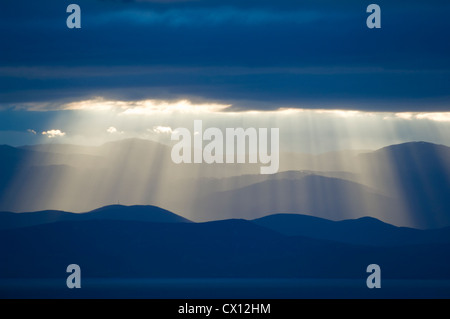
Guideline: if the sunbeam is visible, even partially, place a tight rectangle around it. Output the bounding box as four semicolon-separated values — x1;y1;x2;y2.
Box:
1;100;448;229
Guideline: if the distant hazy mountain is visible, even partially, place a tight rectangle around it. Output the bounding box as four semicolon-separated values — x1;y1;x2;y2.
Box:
191;141;450;228
192;174;406;225
0;140;449;229
194;170;357;194
0;205;191;230
360;141;450;168
357;141;450;192
278;149;369;173
356;141;450;228
20;143;99;155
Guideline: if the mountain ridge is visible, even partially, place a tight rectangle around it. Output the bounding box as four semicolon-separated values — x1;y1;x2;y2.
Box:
0;204;192;230
1;216;450;281
1;140;449;228
252;213;450;246
2;205;450;247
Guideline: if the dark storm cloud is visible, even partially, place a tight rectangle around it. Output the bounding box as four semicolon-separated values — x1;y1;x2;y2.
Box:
0;0;449;111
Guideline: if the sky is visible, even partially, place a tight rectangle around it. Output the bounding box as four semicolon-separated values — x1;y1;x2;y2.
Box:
0;0;449;150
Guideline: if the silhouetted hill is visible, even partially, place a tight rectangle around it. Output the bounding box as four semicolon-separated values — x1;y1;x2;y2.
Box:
20;143;98;155
192;174;405;226
0;205;191;230
193;142;449;228
0;145;101;212
1;218;449;280
0;145;37;184
0;210;71;230
81;205;192;223
357;141;450;228
1;140;449;229
0;146;50;202
194;170;356;194
369;141;450;163
252;213;450;246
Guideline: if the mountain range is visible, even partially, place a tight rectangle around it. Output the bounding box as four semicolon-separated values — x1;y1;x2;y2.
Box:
0;140;449;229
0;205;191;230
1;205;450;282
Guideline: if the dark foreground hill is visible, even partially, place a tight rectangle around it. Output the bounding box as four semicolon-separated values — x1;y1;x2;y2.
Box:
0;217;449;280
252;213;450;246
0;205;191;230
2;205;450;298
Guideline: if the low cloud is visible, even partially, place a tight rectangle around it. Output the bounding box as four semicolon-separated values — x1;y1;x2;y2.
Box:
48;98;231;114
152;126;173;134
107;126;118;134
387;112;450;122
119;99;231;115
42;129;66;138
415;113;450;122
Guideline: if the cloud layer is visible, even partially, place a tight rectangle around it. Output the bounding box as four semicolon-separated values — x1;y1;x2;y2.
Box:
0;0;449;111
